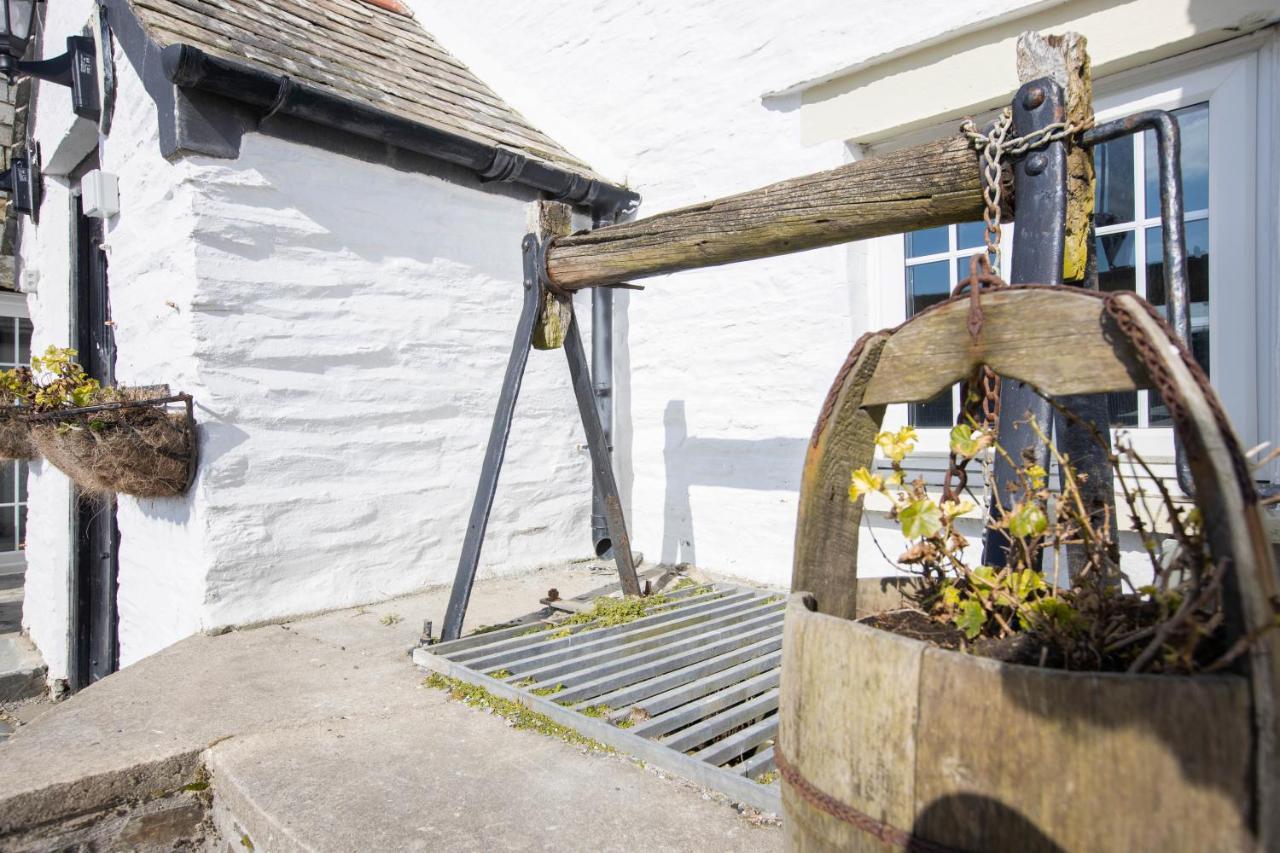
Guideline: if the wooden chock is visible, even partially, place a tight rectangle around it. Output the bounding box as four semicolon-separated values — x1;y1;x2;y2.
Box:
528;200;574;350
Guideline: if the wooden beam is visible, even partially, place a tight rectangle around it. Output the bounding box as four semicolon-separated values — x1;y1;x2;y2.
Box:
545;134;990;290
529;200;573;350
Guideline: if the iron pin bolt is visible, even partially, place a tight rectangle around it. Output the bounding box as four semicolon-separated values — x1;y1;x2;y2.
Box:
1023;85;1046;110
1024;152;1048;176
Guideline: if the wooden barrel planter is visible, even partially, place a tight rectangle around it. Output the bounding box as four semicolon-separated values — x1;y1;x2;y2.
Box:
781;286;1279;852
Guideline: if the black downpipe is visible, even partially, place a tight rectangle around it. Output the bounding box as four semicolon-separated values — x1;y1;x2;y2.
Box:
590;211;616;558
160;44;640;214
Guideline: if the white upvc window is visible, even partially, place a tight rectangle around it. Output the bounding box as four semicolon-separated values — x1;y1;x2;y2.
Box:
863;42;1271;470
0;290;30;570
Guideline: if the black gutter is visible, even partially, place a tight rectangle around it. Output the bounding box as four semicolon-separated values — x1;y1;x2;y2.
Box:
160;44;640;216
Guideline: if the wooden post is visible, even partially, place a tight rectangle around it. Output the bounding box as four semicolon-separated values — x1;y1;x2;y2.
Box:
529;201;573;350
1016;31;1094;281
545;135;991;290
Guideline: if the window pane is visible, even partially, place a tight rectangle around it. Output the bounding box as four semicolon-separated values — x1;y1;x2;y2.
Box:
17;459;26;502
906;259;952;426
1145;219;1209;371
16;505;24;552
0;461;15;504
1146;103;1209;214
1108;391;1140;428
910;392;954;428
17;318;30;365
906;226;948;258
906;260;949;315
1093;136;1134;227
0;318;14;367
1096;231;1136;293
0;505;15;552
956;222;987;250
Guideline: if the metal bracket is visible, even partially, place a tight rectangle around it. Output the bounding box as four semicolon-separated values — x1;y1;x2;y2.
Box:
1080;111;1194;495
440;235;641;642
11;37;101;123
982;78;1069;569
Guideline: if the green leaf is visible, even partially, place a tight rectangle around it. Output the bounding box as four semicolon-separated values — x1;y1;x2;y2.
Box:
954;599;987;640
948;424;990;459
1008;502;1048;539
940;583;961;608
1009;568;1045;601
898;498;942;539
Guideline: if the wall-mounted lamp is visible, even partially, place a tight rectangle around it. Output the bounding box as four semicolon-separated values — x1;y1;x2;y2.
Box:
0;143;40;218
0;1;99;121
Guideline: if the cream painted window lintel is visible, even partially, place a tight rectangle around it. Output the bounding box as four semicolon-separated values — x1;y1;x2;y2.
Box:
797;0;1279;146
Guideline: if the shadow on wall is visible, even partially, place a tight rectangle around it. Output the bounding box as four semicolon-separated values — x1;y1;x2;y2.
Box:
661;399;808;565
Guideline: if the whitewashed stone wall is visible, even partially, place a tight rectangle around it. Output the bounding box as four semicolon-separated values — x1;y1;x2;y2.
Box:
20;2;598;677
409;0;1050;587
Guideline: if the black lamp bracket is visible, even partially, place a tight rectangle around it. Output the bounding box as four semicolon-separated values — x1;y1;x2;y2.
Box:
0;143;41;219
4;36;99;122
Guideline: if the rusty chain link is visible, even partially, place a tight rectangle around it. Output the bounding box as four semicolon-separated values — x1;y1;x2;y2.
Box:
775;745;962;853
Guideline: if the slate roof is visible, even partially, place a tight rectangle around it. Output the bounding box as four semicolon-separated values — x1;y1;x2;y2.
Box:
128;0;603;179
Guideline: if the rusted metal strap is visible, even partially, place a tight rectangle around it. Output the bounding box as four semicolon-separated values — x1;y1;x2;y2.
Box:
774;745;963;853
810;330;877;449
1103;292;1256;505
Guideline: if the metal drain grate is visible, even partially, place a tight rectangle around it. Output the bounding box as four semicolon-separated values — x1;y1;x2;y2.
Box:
413;582;783;813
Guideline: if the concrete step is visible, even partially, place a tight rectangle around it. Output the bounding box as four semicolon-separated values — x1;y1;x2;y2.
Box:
0;633;45;702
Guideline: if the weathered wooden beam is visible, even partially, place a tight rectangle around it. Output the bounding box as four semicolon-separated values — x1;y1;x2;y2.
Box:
545;134;990;290
529;200;573;350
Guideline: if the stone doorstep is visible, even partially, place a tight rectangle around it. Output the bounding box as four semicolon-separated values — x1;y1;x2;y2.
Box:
0;633;46;702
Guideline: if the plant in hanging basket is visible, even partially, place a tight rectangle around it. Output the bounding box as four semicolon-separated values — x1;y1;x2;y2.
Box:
27;347;196;498
0;365;35;460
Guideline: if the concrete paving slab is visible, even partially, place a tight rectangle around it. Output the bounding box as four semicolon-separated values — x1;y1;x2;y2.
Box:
0;633;45;702
0;564;779;849
208;697;777;853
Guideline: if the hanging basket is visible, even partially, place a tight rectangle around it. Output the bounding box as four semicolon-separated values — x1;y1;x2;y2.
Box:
29;391;197;498
0;408;35;460
782;286;1278;852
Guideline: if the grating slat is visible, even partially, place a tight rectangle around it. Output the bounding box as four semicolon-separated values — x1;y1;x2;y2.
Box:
736;745;776;778
691;713;778;767
627;667;781;738
414;582;784;814
660;688;779;752
463;592;762;673
501;600;781;684
543;613;784;703
447;586;726;665
598;645;781;721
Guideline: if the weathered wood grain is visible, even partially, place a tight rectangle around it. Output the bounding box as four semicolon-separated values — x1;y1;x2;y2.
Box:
1017;31;1094;282
529;201;573;351
859;287;1151;405
780;596;924;853
913;646;1253;851
791;333;888;621
1112;292;1280;848
545;135;991;289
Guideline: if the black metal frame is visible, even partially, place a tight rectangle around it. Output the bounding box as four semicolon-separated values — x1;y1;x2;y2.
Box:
3;36;100;122
440;235;641;642
0;142;40;218
982;79;1194;568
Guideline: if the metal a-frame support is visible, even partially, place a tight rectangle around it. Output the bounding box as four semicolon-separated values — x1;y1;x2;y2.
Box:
982;77;1193;570
441;234;641;642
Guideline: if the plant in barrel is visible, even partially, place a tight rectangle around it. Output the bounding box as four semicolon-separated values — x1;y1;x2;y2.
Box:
780;278;1280;852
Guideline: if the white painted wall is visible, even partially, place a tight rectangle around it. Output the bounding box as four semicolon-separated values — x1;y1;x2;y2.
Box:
182;134;592;631
408;0;1054;587
20;2;599;676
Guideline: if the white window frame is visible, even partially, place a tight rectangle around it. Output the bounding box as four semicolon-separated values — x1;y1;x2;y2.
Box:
0;290;30;572
859;40;1270;468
